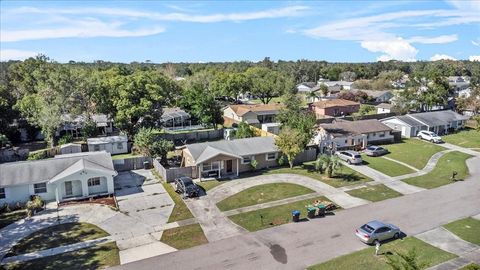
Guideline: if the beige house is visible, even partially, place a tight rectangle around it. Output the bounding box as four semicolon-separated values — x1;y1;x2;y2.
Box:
223;104;283;126
182;137;280;179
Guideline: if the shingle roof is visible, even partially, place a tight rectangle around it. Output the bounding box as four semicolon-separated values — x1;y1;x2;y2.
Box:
0;151;115;187
376;103;393;109
319;119;392;137
312;99;360;109
408;110;469;127
350;90;393;99
227;104;283;117
186;137;279;165
394;115;425;127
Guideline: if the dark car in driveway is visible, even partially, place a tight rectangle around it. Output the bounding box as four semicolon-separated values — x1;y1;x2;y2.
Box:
174;177;201;198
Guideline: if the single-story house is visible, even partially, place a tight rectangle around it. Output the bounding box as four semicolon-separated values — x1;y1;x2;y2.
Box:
381;110;469;137
0;151;116;204
313;119;394;153
87;135;128;155
320;80;355;91
296;82;317;93
376;103;394;114
261;123;281;135
59;143;82;155
309;99;360;118
182;137;281;179
223;104;283;126
448;76;470;92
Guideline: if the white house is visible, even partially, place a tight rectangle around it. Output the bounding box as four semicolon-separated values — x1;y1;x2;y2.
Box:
376;103;394;114
87;135;128;155
381;110;469;137
0;151;116;204
313;119;395;153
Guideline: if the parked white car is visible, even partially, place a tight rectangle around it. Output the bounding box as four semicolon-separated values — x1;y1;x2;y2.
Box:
417;130;443;143
335;150;363;165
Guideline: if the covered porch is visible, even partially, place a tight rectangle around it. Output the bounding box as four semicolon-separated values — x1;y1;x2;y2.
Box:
196;152;242;180
48;159;117;203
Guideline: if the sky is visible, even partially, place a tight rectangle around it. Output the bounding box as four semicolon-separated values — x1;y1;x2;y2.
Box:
1;0;479;63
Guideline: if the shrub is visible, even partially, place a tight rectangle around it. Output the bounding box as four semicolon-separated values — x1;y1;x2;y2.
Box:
26;196;44;217
250;159;258;171
58;134;73;146
28;150;48;160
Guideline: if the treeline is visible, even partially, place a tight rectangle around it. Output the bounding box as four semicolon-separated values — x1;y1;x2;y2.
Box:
1;56;479;146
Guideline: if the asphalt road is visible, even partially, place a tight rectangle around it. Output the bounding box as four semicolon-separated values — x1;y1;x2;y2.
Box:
112;157;480;270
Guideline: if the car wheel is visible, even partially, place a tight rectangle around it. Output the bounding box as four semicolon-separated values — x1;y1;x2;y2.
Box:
394;233;400;239
373;239;380;245
430;139;434;143
347;160;351;164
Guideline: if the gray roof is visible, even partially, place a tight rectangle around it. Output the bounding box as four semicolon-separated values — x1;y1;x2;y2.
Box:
394;115;425;127
408;110;469;127
186;137;279;165
87;135;128;145
0;151;115;187
320;119;392;137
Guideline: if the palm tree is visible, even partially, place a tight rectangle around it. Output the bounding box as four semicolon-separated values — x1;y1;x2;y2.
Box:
386;248;425;270
315;154;342;178
307;91;318;103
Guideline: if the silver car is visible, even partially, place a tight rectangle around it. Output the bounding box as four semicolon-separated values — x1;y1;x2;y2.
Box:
364;145;389;157
355;220;401;244
335;150;362;165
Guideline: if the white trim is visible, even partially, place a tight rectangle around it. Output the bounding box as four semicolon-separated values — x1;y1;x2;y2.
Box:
241;156;254;164
265;152;278;161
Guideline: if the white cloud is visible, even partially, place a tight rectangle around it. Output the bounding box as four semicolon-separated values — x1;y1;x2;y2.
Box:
472;40;480;46
0;49;38;61
407;34;457;44
430;54;457;61
361;38;418;61
1;19;165;42
469;55;480;61
6;5;309;23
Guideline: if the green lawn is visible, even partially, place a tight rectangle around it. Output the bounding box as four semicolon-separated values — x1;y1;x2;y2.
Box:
111;153;143;160
384;139;445;169
308;237;457;270
196;179;229;191
162;182;194;222
264;162;372;188
362;155;416;177
7;222;109;256
217;183;315;212
403;151;472;189
443;217;480;245
160;223;208;250
0;210;27;229
461;263;480;270
229;196;337;231
346;184;403;202
442;129;480;148
5;242;120;270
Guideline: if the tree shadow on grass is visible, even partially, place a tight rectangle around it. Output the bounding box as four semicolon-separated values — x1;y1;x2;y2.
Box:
332;173;362;182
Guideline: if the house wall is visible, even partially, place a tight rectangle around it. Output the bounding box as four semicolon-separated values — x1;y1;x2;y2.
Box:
313;105;360;118
60;180;83;198
365;131;395;143
0;182;56;205
223;107;243;122
53;170;114;202
377;107;391;114
88;142;127;155
374;92;394;102
87;177;109;195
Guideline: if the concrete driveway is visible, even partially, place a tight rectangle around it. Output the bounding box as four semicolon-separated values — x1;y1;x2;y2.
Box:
114;170;174;228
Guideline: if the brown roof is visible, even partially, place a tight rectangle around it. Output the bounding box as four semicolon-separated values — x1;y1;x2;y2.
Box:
228;103;283;117
312;99;359;109
319;119;392;137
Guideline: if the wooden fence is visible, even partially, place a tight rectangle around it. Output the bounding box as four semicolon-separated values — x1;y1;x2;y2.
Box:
158;129;224;145
152;158;198;182
113;156;153;172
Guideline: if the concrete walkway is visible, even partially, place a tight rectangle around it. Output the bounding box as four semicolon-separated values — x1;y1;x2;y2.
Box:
427;249;480;270
343;163;425;195
382;156;420;172
393;150;453;181
184;174;369;242
416;227;479;255
442;143;480;157
1;236;114;265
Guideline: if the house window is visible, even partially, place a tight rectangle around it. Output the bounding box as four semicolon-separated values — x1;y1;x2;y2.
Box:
93;145;100;151
202;161;220;172
117;142;123;149
379;132;385;137
242;156;253;164
88;177;101;187
0;188;5;199
266;153;278;161
34;183;47;194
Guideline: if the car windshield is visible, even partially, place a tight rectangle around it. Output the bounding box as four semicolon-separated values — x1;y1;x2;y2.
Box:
354;155;361;158
181;178;194;186
361;224;375;233
367;146;376;150
431;133;438;136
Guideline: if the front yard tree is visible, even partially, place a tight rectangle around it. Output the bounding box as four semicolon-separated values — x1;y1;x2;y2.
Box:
275;127;303;168
211;72;251;101
315;154;342;178
245;67;293;104
134;127;174;163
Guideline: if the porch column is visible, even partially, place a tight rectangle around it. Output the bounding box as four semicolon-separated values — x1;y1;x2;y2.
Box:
198;164;202;180
236;159;239;176
218;161;221;178
55;185;60;203
81;177;89;197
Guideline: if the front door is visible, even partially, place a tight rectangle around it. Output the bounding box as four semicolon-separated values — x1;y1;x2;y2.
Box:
226;160;233;173
65;181;73;196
